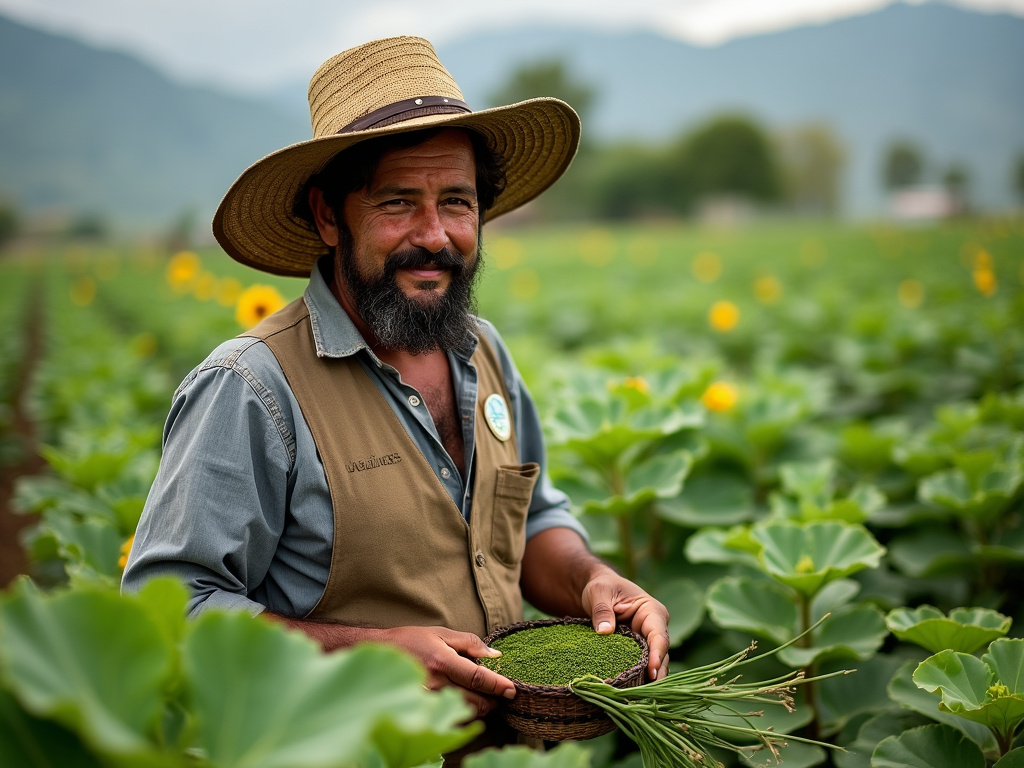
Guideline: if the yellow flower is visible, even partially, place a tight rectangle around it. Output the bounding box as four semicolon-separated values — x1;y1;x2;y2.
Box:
692;251;722;283
708;300;740;332
509;268;540;300
754;275;782;304
167;251;201;293
622;377;650;395
236;284;287;328
118;534;135;570
973;268;996;297
701;381;738;412
489;237;523;270
897;279;925;308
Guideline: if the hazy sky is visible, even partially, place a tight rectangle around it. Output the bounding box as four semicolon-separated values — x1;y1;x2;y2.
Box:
2;0;1022;93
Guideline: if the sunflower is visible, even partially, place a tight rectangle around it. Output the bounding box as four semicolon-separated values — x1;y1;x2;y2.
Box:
236;284;287;329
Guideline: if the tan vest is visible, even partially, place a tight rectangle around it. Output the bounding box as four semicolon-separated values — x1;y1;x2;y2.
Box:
245;298;534;637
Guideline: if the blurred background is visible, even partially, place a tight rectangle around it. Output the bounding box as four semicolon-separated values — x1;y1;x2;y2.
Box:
0;0;1022;241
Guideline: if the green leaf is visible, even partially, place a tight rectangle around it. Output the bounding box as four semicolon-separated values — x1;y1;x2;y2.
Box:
912;640;1024;739
651;577;704;646
994;747;1024;767
465;742;593;768
655;470;756;527
684;526;761;569
705;576;799;644
0;583;174;762
887;528;973;578
872;723;986;768
742;741;826;768
886;606;1011;654
751;521;886;597
183;611;477;768
623;450;693;502
887;661;997;753
777;604;887;667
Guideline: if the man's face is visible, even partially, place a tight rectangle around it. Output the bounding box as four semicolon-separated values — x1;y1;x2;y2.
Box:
335;129;482;352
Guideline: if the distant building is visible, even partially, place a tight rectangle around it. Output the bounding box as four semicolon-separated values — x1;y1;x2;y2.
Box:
888;185;961;221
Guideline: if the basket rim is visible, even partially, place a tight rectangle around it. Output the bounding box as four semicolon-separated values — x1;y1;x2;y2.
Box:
481;616;649;695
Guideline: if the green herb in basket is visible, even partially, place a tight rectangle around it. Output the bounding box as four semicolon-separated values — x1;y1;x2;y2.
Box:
480;623;641;686
569;615;851;768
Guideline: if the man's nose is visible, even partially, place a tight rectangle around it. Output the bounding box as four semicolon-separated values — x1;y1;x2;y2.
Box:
408;206;449;254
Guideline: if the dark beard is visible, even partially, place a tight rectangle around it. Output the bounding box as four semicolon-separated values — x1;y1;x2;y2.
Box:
338;228;481;354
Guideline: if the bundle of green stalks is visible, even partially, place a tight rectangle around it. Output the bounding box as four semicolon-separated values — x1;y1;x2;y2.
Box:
570;617;851;767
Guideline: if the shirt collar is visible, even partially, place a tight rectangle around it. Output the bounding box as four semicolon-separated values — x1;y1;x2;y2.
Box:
302;255;479;362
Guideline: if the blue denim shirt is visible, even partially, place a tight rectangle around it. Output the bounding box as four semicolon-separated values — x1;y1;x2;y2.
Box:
122;258;586;618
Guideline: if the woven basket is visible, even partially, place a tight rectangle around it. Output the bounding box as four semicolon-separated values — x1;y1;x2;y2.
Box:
482;617;648;741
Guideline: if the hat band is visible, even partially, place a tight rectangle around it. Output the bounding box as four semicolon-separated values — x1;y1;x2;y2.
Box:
338;96;472;134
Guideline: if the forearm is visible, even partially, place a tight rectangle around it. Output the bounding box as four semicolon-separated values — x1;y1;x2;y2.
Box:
263;613;390;652
520;527;614;618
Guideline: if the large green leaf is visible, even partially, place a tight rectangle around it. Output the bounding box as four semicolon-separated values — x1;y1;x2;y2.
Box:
872;723;986;768
919;461;1021;525
886;606;1011;654
751;521;886;597
684;526;762;569
777;604;887;668
655;470;756;527
994;747;1024;767
886;528;973;578
887;661;997;754
912;640;1024;739
742;741;826;768
0;582;175;764
705;576;799;644
183;611;477;768
465;742;593;767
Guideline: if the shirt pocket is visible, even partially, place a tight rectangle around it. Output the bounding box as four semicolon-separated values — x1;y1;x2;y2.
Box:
490;462;539;567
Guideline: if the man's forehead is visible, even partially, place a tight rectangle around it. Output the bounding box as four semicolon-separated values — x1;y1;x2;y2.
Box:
370;129;477;183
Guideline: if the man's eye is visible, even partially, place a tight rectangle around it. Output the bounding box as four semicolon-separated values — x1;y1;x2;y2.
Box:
444;197;472;208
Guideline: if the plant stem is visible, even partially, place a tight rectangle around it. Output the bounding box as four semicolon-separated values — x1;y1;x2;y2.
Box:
610;465;637;581
799;593;820;742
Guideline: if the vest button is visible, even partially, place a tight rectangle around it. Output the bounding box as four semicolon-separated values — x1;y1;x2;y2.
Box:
408;395;421;407
475;551;486;567
441;467;451;479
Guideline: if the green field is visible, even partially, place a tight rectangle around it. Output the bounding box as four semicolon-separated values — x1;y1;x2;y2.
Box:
1;217;1022;767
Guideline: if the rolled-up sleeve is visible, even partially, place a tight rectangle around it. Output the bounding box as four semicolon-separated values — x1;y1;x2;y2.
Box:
122;346;293;618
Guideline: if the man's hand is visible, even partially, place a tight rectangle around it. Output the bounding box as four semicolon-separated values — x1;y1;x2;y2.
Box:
381;625;516;719
263;613;515;720
521;527;672;682
581;567;671;681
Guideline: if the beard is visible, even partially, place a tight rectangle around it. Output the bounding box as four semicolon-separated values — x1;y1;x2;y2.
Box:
337;228;482;354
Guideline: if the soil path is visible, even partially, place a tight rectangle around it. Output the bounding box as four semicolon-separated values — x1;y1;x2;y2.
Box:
0;275;46;587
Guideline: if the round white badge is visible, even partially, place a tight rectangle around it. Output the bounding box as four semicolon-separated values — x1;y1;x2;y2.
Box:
483;393;512;442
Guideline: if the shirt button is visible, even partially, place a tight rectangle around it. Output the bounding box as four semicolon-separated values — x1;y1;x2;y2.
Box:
440;467;451;479
475;552;486;567
408;395;421;407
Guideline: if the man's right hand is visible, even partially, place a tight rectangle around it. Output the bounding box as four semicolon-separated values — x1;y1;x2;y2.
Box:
264;613;515;719
381;625;516;719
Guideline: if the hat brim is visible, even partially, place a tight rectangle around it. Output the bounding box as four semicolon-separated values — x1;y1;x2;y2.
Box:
213;98;581;277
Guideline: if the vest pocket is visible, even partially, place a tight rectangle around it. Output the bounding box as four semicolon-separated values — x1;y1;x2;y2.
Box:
490;463;539;567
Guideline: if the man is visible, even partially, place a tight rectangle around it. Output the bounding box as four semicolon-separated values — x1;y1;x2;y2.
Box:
123;36;669;725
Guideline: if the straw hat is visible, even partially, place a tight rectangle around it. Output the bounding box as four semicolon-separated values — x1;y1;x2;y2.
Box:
213;36;581;277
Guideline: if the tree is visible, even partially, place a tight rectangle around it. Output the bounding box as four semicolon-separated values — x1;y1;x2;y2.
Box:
676;114;783;208
486;58;595;124
777;123;846;216
942;163;970;213
883;140;925;191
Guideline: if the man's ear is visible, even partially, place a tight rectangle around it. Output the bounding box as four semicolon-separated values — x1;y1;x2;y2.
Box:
308;187;340;247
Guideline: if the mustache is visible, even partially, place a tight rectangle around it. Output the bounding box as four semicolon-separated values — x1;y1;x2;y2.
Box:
384;247;467;274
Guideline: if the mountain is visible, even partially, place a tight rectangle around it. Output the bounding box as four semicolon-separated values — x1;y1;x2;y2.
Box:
429;2;1024;215
0;14;308;233
1;2;1022;228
